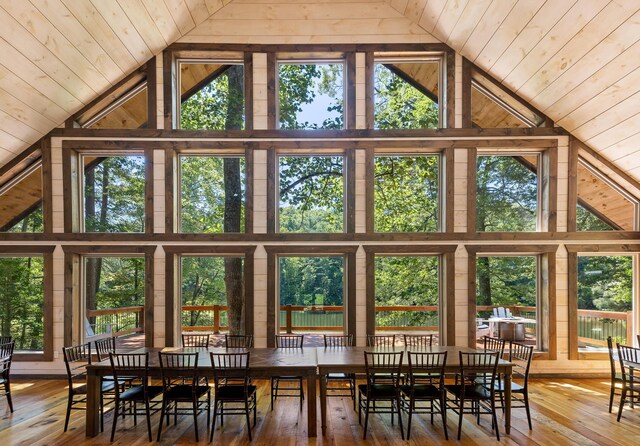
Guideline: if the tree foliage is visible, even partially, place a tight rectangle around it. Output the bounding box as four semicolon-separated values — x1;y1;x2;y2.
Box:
279;257;344;307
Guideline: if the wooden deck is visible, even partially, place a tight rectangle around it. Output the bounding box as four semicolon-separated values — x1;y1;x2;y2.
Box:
0;377;638;445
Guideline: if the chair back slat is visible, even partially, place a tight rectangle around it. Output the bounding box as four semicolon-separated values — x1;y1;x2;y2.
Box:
407;351;447;385
276;334;304;348
225;334;254;348
458;351;499;384
483;336;506;358
93;336;116;362
403;334;434;348
617;344;640;386
324;334;353;347
509;342;534;383
367;334;396;347
63;343;91;383
109;352;150;398
159;352;200;387
210;351;250;385
182;333;210;347
0;341;14;376
364;351;403;386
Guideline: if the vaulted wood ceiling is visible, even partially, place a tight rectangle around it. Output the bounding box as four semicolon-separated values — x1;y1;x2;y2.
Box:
0;0;639;183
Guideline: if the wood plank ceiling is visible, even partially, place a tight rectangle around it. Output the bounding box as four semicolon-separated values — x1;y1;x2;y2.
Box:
0;0;639;185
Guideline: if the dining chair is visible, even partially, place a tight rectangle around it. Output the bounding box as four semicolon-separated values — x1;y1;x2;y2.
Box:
271;334;305;411
399;351;448;440
445;351;501;440
0;340;15;412
615;343;640;422
181;333;211;348
323;334;356;409
157;351;211;441
0;336;13;344
210;351;257;441
63;343;115;432
108;352;163;442
367;334;396;347
482;335;506;358
225;334;254;348
607;336;623;413
358;351;404;440
403;334;434;348
491;341;534;429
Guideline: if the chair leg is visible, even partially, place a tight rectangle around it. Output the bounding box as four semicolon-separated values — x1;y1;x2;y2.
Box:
110;399;119;442
441;394;448;440
396;396;404;440
5;381;13;413
406;399;413;440
145;399;153;442
64;393;73;432
617;388;627;422
457;396;464;440
271;378;276;410
609;383;616;413
491;397;500;441
210;398;218;442
300;378;304;412
157;399;167;441
245;399;253;441
363;397;370;440
192;399;199;442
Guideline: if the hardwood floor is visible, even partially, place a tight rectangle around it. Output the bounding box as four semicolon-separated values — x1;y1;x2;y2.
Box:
0;377;638;445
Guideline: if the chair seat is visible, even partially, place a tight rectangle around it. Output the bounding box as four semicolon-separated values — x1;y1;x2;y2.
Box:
445;383;492;400
492;380;525;392
400;384;440;399
358;383;398;399
327;372;353;379
120;384;163;401
163;384;210;400
217;384;257;400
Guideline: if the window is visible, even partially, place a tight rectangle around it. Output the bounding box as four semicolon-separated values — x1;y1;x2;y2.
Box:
179;61;245;130
476;155;538;231
374;255;440;343
179;155;246;233
577;255;633;350
278;155;344;233
0;162;43;233
181;256;246;336
576;160;637;231
278;61;344;129
278;256;345;345
374;155;439;232
0;256;44;351
476;256;538;349
374;56;440;129
84;256;145;343
84;84;148;129
83;155;146;233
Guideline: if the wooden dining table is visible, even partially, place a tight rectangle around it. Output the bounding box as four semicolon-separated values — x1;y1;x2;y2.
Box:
86;345;513;438
85;347;319;438
316;346;514;435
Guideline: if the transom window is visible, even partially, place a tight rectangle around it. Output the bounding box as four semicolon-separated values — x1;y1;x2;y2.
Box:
374;56;441;129
277;60;345;129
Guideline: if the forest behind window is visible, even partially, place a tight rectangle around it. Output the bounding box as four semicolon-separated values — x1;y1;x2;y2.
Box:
374;155;439;232
83;156;145;233
476;155;538;232
0;256;43;351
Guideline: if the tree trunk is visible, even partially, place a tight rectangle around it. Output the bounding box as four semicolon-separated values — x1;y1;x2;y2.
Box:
224;65;245;334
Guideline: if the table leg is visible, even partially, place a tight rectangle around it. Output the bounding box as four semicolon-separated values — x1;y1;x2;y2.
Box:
307;374;317;437
86;371;100;437
504;369;512;435
320;373;327;435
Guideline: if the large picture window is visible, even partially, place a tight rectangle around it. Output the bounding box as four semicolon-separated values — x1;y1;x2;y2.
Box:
278;61;344;129
374;155;439;232
179;155;246;233
278;155;344;233
476;155;538;232
83;155;146;233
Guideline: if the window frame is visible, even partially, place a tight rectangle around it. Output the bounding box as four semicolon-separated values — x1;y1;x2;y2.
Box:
0;246;53;361
470;145;557;234
275;56;348;130
363;245;456;346
264;245;357;347
466;244;557;359
62;143;153;234
567;244;640;360
62;245;155;348
268;146;355;234
176;149;251;234
163;245;256;347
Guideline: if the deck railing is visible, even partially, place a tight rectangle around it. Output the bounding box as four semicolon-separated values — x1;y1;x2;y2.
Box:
86;305;144;337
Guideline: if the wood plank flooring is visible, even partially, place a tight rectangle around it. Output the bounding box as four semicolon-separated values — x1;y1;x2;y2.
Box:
0;377;638;445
